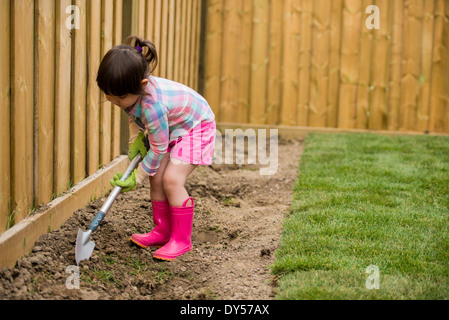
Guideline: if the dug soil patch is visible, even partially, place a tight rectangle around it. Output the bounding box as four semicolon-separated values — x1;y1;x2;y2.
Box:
0;137;303;300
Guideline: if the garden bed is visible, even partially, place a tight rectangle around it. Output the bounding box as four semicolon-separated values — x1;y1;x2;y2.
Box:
0;137;303;300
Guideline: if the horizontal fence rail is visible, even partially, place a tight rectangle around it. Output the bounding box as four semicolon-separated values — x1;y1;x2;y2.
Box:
203;0;449;133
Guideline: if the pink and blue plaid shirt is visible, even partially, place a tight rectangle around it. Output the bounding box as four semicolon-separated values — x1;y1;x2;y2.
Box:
124;76;215;176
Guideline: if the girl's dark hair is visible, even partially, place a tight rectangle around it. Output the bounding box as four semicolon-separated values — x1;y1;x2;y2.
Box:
96;35;158;97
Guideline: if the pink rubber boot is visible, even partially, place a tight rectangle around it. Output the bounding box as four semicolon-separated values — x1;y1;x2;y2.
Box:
153;197;194;261
130;199;171;248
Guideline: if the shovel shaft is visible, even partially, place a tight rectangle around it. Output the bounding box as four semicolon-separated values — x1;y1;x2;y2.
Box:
88;154;142;232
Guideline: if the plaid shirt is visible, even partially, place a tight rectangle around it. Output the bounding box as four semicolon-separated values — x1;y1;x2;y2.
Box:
124;76;215;176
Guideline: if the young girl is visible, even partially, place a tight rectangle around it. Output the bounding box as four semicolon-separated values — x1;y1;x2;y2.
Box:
96;36;216;261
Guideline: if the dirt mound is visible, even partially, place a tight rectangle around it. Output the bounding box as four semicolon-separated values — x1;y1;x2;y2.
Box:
0;137;303;300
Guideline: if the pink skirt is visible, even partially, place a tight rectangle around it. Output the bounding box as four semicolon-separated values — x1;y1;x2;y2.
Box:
168;120;216;165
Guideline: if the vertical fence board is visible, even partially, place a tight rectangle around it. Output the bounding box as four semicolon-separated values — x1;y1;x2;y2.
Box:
416;0;435;132
160;0;168;78
267;0;283;125
183;0;193;86
192;0;203;91
112;0;123;159
87;0;101;176
445;1;449;133
54;0;72;196
190;0;199;90
72;0;87;185
152;0;162;76
249;0;269;124
387;0;404;131
0;0;10;230
100;0;113;166
36;0;55;204
167;0;175;80
219;0;240;123
338;0;361;128
368;0;391;130
174;0;182;83
179;0;188;84
309;0;331;127
429;0;448;133
137;0;145;37
203;0;223;118
145;0;155;42
236;0;253;124
327;0;343;128
280;0;301;126
355;0;374;129
11;0;34;222
296;0;312;127
400;0;424;131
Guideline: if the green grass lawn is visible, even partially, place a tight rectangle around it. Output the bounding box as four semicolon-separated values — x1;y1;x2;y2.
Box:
272;132;449;299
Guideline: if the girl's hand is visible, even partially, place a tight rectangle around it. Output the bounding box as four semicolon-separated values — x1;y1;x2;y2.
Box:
110;169;137;192
129;132;148;160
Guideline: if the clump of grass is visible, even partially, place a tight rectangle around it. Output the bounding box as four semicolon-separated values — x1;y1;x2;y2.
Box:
154;266;173;285
273;132;449;299
220;197;240;207
126;256;147;276
93;269;121;288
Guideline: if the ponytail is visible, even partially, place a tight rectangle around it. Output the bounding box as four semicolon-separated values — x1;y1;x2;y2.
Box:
124;35;158;74
97;35;159;98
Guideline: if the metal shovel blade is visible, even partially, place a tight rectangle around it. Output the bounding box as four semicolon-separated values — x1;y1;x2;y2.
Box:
75;228;95;265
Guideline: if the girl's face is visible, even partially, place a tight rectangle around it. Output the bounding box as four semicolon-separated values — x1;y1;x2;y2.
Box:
104;79;149;109
105;94;139;108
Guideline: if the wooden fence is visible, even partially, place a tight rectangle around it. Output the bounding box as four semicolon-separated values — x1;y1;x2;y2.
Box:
2;0;447;234
132;0;203;90
0;0;203;233
203;0;449;133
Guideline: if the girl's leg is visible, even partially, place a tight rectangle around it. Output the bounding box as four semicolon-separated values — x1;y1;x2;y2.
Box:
129;153;171;248
149;153;171;201
153;158;197;261
162;159;197;207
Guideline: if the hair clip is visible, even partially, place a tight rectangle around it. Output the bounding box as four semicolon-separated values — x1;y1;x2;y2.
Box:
136;46;143;53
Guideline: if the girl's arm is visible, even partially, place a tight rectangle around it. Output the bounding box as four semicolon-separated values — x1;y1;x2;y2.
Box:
129;119;144;145
128;121;149;185
140;103;170;177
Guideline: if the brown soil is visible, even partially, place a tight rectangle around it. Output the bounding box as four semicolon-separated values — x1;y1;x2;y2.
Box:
0;137;303;300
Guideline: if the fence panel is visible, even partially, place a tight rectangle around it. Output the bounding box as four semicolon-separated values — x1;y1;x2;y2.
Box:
203;0;449;134
1;0;205;233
